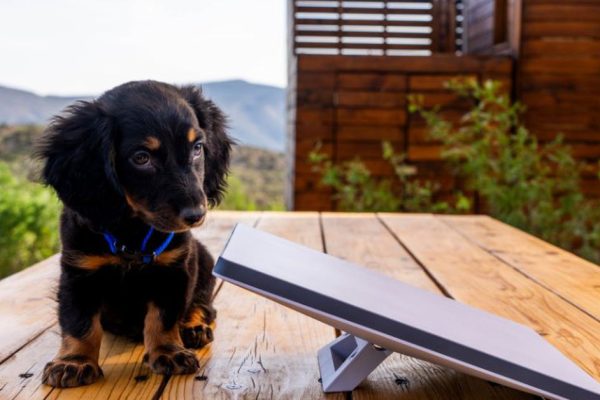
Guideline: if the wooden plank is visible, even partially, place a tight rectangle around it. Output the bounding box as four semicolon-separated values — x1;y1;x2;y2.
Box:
0;326;177;400
162;212;341;399
415;92;470;108
0;255;59;364
337;73;407;91
520;58;600;74
47;333;167;400
297;55;512;73
0;327;58;399
439;215;600;321
337;141;401;159
321;213;533;399
192;211;263;257
521;91;600;108
522;39;600;58
296;89;334;108
523;22;600;38
408;145;443;161
336;109;407;126
409;74;477;90
379;214;600;381
295;124;334;141
519;74;600;93
297;72;336;90
321;214;441;295
336;91;406;108
296;107;334;125
524;3;600;22
337;126;403;141
294;192;333;211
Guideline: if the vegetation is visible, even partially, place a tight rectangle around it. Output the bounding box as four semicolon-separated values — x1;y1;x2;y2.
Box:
224;146;285;210
0;125;285;277
311;79;600;263
0;162;60;278
309;142;470;213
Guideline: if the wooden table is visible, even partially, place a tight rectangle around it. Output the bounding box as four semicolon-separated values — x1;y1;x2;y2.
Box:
1;212;599;399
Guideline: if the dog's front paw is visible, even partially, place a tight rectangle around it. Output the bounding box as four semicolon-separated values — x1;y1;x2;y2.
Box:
181;324;214;349
144;345;199;375
42;356;103;388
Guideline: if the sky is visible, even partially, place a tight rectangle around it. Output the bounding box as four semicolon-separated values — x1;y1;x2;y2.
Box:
0;0;286;96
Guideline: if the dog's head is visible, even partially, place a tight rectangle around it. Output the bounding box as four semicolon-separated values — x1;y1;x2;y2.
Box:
37;81;233;231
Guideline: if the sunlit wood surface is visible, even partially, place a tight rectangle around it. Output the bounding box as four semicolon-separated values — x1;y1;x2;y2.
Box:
1;211;598;399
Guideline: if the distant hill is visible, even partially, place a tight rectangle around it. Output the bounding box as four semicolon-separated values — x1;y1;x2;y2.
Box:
0;80;285;151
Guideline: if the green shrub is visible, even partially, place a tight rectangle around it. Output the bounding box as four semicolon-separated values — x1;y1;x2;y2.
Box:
309;142;470;213
409;78;600;263
0;162;61;278
218;174;284;211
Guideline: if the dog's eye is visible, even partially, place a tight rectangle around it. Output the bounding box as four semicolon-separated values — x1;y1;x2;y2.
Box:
192;141;203;158
131;151;150;166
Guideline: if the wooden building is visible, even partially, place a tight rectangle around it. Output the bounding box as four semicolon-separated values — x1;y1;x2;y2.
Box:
287;0;600;210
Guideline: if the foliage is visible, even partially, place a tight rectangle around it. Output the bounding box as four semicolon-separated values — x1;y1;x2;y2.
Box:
227;146;285;210
409;78;600;262
0;162;61;278
219;174;284;211
309;142;470;213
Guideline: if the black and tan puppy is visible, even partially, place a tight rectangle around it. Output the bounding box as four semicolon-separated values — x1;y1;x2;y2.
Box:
37;80;232;388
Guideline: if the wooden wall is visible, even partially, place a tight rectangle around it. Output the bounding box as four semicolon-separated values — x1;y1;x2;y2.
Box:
518;1;600;197
287;54;513;210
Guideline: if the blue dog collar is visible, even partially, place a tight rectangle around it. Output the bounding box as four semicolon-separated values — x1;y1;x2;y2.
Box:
102;226;175;265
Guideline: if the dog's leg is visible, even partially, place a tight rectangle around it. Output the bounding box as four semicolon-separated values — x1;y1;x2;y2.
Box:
180;303;216;349
143;302;199;375
43;314;103;387
181;241;217;349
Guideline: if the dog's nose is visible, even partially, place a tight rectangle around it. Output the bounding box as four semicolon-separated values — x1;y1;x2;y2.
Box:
180;207;205;226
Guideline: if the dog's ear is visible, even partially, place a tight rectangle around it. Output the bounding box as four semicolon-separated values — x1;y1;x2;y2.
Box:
179;85;233;207
36;101;125;226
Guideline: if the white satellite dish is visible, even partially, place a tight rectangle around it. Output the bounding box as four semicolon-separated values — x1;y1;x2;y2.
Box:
213;224;600;400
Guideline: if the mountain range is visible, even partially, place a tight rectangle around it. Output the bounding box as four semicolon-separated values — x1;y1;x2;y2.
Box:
0;79;286;151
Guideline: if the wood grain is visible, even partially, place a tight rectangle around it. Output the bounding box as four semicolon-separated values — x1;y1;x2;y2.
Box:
0;255;60;364
439;215;600;321
162;212;342;399
2;212;597;399
379;213;600;381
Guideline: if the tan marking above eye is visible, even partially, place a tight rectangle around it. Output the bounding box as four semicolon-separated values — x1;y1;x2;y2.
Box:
144;136;161;150
187;128;197;143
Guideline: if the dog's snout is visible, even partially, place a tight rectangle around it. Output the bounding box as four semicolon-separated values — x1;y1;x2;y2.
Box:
180;206;206;226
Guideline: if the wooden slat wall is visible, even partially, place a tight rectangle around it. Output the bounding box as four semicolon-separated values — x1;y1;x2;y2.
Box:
518;0;600;197
288;54;513;210
292;0;436;56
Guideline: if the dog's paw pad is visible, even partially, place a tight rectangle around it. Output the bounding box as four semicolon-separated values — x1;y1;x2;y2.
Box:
181;324;214;349
145;347;199;375
42;357;103;388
